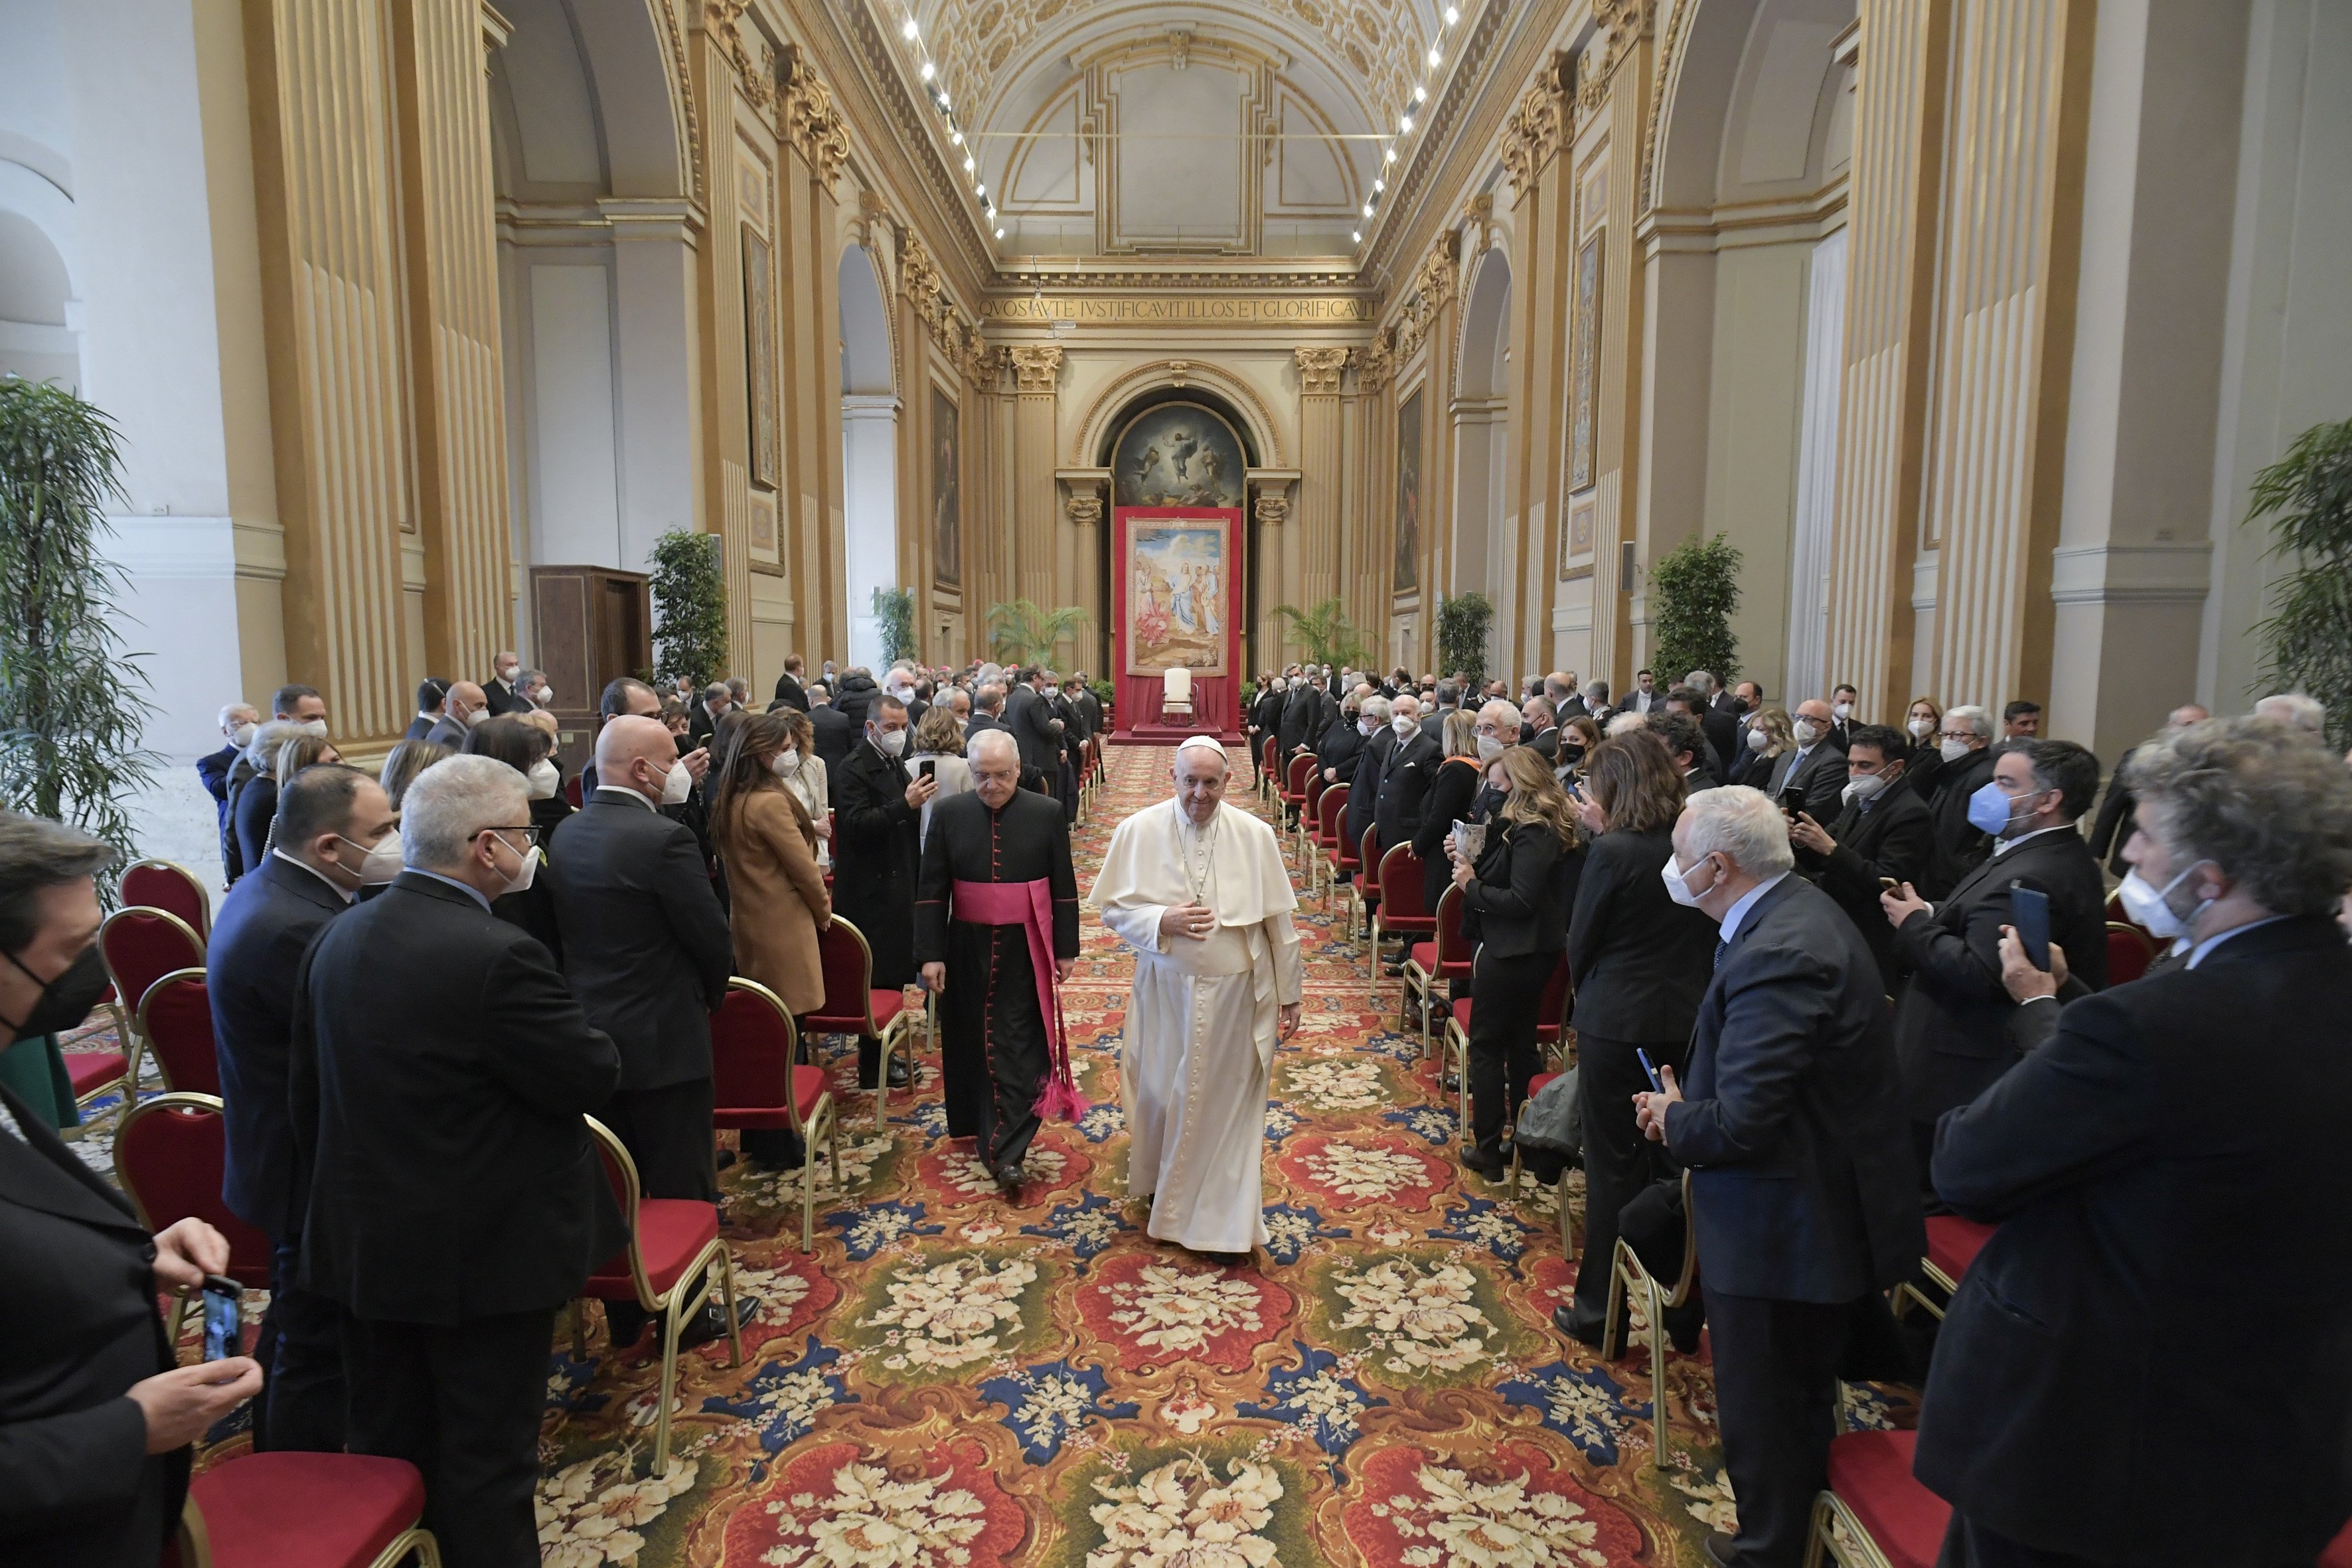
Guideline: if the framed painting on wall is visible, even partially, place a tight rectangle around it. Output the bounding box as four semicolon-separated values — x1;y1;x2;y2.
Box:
1111;402;1247;510
1393;387;1423;594
1568;234;1601;494
742;224;779;491
932;386;961;588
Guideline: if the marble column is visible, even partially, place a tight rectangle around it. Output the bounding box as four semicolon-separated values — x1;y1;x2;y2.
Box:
1293;347;1349;613
779;53;852;670
1499;64;1571;679
1008;345;1064;651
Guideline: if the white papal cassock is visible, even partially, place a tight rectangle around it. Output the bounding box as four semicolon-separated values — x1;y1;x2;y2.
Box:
1089;792;1303;1252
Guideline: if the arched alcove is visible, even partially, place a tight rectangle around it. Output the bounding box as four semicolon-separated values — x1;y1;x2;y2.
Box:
0;204;76;388
839;244;899;672
1452;246;1512;654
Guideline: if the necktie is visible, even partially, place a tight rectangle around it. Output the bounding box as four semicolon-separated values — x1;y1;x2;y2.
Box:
1713;938;1728;970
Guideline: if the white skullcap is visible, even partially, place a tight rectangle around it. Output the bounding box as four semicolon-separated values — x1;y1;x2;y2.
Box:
1176;734;1227;759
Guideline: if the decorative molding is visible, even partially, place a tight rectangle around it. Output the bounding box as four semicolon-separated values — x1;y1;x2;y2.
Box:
1070;360;1286;469
1253;494;1290;527
1008;344;1065;394
1065;493;1105;528
1294;346;1350;395
778;46;850;189
1586;0;1658;114
1640;0;1698;214
1498;60;1569;196
1388;230;1462;362
1355;333;1394;393
657;0;706;206
2048;542;2213;606
1366;0;1514;281
962;331;1000;390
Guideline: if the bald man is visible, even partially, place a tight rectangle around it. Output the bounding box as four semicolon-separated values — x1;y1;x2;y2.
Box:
548;716;739;1348
2088;702;2212;877
426;680;489;750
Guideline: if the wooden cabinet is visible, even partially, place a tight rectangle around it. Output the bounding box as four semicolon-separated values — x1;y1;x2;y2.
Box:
530;566;650;771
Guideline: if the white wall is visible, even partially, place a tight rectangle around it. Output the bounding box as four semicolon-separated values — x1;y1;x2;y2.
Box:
1785;226;1845;707
526;262;623;567
842;394;899;671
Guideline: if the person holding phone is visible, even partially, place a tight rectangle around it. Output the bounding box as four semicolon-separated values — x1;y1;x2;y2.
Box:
1879;738;2108;1196
905;703;975;851
1787;725;1935;992
1;811;263;1565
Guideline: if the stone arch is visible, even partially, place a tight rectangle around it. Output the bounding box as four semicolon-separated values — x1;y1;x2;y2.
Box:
1071;360;1283;472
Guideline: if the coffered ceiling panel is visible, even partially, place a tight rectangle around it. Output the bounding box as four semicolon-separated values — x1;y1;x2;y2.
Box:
876;0;1460;262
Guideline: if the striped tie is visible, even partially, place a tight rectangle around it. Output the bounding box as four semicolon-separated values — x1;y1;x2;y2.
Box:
1714;939;1728;970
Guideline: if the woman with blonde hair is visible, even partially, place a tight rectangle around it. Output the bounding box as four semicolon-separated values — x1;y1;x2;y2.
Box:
234;730;341;873
1553;729;1718;1348
1729;703;1795;789
1407;706;1489;918
1449;744;1582;1179
905;701;974;850
1901;695;1946;799
378;739;451;813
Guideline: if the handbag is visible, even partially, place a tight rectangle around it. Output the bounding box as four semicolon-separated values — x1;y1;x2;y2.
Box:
1512;1063;1581;1156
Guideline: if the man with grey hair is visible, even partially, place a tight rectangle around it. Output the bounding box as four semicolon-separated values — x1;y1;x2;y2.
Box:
916;727;1080;1192
1924;702;1999;894
1917;716;2352;1568
1345;693;1395;894
2252;690;2326;734
1632;784;1921;1568
967;681;1010;739
1092;738;1302;1255
201;700;262;852
290;755;625;1564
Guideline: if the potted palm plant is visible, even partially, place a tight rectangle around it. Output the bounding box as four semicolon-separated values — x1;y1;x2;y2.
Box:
986;597;1089;666
2247;417;2352;745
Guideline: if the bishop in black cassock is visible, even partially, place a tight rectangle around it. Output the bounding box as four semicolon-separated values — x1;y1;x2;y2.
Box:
915;750;1080;1191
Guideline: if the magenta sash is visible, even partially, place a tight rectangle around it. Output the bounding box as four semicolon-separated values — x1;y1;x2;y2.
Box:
951;878;1087;1121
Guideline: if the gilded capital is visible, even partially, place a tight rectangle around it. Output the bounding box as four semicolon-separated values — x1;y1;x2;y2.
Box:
1499;68;1569;194
1294;347;1349;396
1356;334;1393;394
1009;345;1063;394
1253;494;1290;528
1065;493;1104;528
963;333;1000;389
780;48;850;186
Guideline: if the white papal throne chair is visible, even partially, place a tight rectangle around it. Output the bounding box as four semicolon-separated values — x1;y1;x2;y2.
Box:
1161;666;1193;725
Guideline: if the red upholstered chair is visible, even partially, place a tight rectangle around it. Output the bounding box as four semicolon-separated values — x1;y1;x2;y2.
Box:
175;1452;440;1568
136;970;220;1095
1369;840;1435;988
2105;921;2156;986
1300;771;1328;867
1442;957;1573;1160
578;1115;742;1476
711;977;839;1253
1280;753;1315;848
1259;736;1280;802
121;860;212;938
563;771;584;809
113;1093;272;1346
1893;1215;1997;1321
64;1032;131;1121
99;905;206;1106
1602;1168;1698;1468
1352;826;1383;951
1312;783;1350;908
2320;1514;2352;1568
805;918;921;1128
1804;1429;1951;1568
1404;884;1472;1059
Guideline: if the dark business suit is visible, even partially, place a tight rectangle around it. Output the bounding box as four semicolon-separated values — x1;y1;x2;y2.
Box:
1373;731;1441;870
0;1084;187;1567
1562;826;1721;1334
771;672;810;712
834;674;878;730
232;773;279;879
1699;705;1741;775
1763;741;1849;821
481;675;528;716
1314;716;1366;793
688;702;723;748
1796;784;1935;993
1664;876;1923;1567
1891;825;2108;1154
964;710;1008;742
548;795;735;1201
197;741;237;823
404;714;437;741
1412;756;1484;909
832;739;923;1019
1919;915;2352;1567
1007;684;1063;791
809;702;857;768
290;874;623;1568
1347;725;1395;894
1726;740;1776;789
1922;745;1998;897
424;714;471;751
1279;685;1328;759
2084;745;2141;877
1456;820;1575;1147
206;852;351;1450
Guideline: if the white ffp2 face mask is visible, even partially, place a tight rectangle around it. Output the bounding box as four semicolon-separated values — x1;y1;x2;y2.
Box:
526;759;559;800
1392;715;1415;738
659;758;694;805
872;727;907;757
1475;736;1506;762
1660;852;1713;908
1909;718;1935;740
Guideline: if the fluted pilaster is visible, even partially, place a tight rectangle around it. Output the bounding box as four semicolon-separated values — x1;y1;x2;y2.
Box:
1294;347;1348;613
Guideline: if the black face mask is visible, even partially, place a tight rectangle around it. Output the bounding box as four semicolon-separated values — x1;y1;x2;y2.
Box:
1559;743;1587;765
3;943;110;1045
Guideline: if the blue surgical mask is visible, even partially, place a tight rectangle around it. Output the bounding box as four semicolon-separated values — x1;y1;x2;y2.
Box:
1966;780;2033;838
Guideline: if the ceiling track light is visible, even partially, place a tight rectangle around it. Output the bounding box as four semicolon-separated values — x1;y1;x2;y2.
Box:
1414;84;1427;102
919;60;934;80
1384;146;1398;163
1351;229;1362;242
1427;47;1441;66
995;227;1005;238
1399;114;1414;133
1444;4;1459;23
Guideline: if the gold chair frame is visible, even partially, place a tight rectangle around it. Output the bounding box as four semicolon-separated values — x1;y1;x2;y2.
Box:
1801;1490;1899;1568
722;976;842;1253
98;903;208;1115
121;857;214;936
1601;1168;1698;1470
113;1090;237;1349
1312;783;1352;910
134;967;211;1093
819;917;923;1129
1400;885;1464;1062
576;1115;744;1476
1890;1250;1965;1322
175;1486;442;1568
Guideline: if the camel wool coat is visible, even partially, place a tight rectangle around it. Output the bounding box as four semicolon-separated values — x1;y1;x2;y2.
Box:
721;784;831;1016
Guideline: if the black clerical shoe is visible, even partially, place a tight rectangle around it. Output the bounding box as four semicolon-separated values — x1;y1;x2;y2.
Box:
858;1058;914;1091
1458;1140;1510;1182
1551;1302;1630;1350
993;1161;1027;1194
676;1296;754;1350
1701;1530;1739;1568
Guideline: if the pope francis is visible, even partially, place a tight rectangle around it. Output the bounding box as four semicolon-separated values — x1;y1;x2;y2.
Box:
1089;736;1303;1254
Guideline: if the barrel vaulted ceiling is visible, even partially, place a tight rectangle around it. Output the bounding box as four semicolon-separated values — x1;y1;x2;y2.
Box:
872;0;1472;264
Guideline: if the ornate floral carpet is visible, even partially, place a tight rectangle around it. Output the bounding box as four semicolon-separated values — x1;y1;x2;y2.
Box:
78;744;1918;1565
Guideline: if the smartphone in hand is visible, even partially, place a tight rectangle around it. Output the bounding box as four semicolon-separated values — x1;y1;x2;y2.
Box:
201;1275;244;1362
2009;884;2052;971
1636;1048;1664;1093
918;759;936;782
